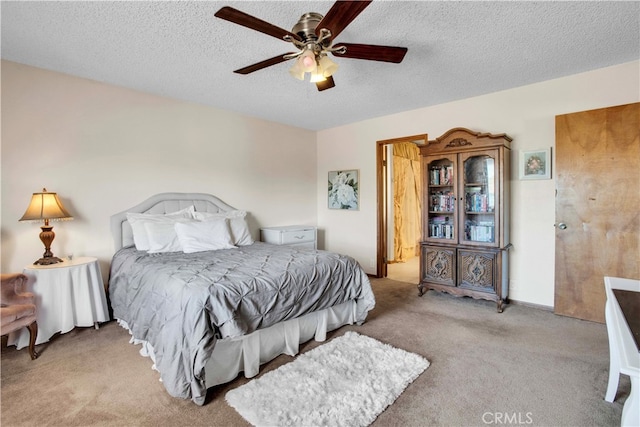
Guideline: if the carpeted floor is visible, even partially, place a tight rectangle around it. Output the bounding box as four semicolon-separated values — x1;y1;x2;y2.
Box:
1;277;628;426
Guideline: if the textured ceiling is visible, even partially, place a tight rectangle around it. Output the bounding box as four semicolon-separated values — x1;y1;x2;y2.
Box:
2;1;639;131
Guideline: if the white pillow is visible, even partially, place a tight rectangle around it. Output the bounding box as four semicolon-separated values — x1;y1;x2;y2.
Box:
127;206;195;251
174;217;237;253
145;218;195;253
193;210;254;246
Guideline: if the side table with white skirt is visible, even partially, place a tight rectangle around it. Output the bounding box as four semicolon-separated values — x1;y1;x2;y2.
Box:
8;256;110;350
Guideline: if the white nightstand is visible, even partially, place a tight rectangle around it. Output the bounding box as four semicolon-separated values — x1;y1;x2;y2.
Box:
260;226;317;249
8;256;110;350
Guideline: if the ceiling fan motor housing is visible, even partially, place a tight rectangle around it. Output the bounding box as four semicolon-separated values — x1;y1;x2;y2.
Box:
292;13;325;45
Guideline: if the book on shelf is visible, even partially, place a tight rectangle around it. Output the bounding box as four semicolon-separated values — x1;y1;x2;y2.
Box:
430;165;454;186
465;188;493;212
465;224;495;242
429;222;454;239
430;191;455;212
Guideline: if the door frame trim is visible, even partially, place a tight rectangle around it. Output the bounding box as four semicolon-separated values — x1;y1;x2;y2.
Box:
376;134;428;278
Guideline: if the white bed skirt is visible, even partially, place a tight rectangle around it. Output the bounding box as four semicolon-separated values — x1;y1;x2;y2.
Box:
116;299;359;389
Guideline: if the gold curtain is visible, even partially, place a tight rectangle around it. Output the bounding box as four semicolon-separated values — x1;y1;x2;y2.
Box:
393;142;422;262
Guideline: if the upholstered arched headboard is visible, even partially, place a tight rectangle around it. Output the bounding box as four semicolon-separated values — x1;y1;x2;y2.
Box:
110;193;236;251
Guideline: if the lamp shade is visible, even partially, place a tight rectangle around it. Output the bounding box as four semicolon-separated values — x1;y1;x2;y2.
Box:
319;56;339;77
20;188;72;222
309;65;327;83
288;59;305;80
299;49;317;73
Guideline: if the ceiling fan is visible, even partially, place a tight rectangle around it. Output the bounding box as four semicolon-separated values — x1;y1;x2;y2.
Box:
214;1;408;91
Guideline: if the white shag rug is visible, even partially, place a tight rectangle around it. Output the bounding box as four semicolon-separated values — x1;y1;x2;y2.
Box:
225;331;430;427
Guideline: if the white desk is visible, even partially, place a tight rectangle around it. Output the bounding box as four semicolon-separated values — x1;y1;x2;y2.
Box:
8;257;110;350
604;276;640;427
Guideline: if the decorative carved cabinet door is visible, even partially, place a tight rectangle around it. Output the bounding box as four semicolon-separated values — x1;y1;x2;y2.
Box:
458;249;497;292
419;245;456;291
418;128;511;312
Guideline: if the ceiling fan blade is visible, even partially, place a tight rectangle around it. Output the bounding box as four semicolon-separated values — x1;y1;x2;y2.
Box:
316;75;336;91
234;54;295;75
333;43;408;63
316;1;372;40
215;6;300;42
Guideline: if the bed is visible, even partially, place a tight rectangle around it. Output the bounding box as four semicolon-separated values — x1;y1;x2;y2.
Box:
108;193;375;405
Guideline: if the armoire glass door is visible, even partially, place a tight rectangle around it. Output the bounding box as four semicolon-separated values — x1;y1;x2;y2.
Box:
425;156;457;241
460;150;498;246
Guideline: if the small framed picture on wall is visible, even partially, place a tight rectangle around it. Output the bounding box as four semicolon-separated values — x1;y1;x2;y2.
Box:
520;148;551;180
328;170;359;210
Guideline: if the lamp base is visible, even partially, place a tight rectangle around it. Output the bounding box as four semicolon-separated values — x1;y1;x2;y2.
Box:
34;224;64;265
33;256;64;265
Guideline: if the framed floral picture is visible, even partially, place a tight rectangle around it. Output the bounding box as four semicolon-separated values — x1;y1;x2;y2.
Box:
520;148;551;180
328;170;359;210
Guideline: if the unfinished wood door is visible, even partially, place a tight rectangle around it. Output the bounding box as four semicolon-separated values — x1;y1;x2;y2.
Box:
555;102;639;322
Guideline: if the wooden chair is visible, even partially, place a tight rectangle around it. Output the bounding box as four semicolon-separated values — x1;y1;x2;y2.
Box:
1;273;38;359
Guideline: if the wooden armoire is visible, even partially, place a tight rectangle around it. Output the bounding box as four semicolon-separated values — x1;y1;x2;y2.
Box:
418;128;512;312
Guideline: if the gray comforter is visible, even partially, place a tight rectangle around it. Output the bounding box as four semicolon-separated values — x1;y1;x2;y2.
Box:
109;242;375;405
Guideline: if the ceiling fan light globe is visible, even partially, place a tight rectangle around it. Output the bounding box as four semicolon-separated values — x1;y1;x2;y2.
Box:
289;60;305;80
310;66;327;83
302;56;315;69
289;55;306;80
310;73;327;83
319;56;339;77
289;69;305;81
300;50;317;73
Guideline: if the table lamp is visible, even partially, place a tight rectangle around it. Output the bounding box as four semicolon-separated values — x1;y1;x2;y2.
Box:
19;188;73;265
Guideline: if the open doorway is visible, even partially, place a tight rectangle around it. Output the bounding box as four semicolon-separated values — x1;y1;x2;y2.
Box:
376;134;428;282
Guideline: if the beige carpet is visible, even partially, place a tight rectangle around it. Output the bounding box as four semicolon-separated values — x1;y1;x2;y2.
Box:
1;278;627;426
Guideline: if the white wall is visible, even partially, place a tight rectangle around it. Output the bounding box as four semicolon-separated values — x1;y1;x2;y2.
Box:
317;60;639;308
1;61;317;278
3;60;638;309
